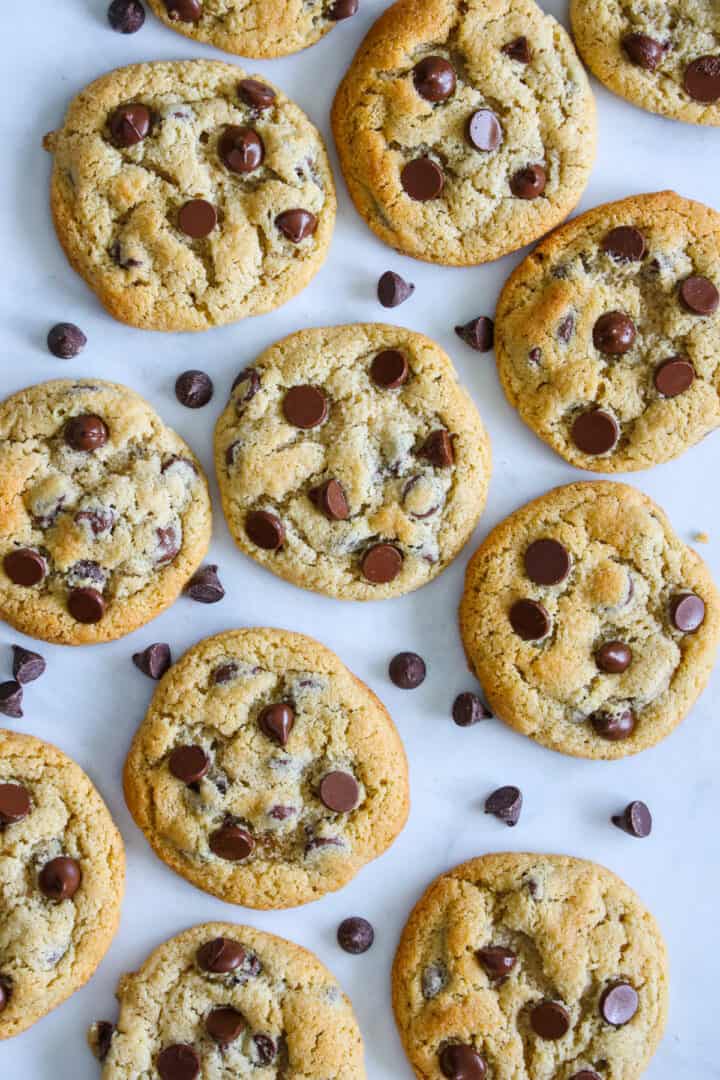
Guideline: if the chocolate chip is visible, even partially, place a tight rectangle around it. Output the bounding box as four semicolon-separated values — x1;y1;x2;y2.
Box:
232;367;260;401
622;33;666;70
337;917;374;954
389;652;426;689
509;599;549;640
452;692;491;727
157;1044;200;1080
502;36;531;63
177;199;217;239
68;587;105;623
39;856;81;900
679;275;719;315
238;78;275;111
4;549;46;587
109;103;151;147
209;823;255;861
377;270;414;308
268;804;296;820
68;560;106;588
455;317;494;351
0;682;23;719
47;322;86;359
309;479;350;521
439;1044;487;1079
467;110;503;151
319;771;359;812
530;1001;570;1039
557;313;575;343
12;646;46;685
485;785;523;826
169;745;209;785
593;311;636;354
0;978;11;1014
600;982;638;1026
219;126;264;173
528;346;542;363
132;642;171;680
654;356;695;397
65;414;108;452
418;429;454;467
283;385;328;429
524;539;570;586
413;56;457;101
476;946;516;978
592;708;636;741
612;800;652;838
92;1021;116;1061
259;703;294;746
401;157;445;201
253;1034;277;1064
510;164;546;199
75;508;115;535
669;592;705;632
205;1006;245;1046
275;209;317;242
328;0;358;19
197;937;246;973
684;55;720;102
571;409;619;455
422;964;447;999
602;226;647;262
184;565;225;603
0;783;31;825
175;369;213;408
595;641;632;673
107;0;145;32
371;349;409;388
361;543;403;584
245;510;285;550
569;1073;601;1080
163;0;202;22
211;662;238;685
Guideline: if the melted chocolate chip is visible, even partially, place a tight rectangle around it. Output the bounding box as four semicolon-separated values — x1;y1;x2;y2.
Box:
169;745;209;785
238;78;275;111
654;356;695;397
669;592;705;632
275;209;317;242
530;1000;570;1039
571;409;619;455
595;641;632;673
156;1044;200;1080
509;599;549;640
591;708;636;741
602;226;647;262
258;703;295;746
524;539;570;586
502;36;531;63
209;823;254;861
679;275;719;315
39;856;81;900
309;479;349;520
65;414;109;452
196;937;246;973
467;110;503;151
283;385;328;429
0;783;31;826
109;103;151;147
401;157;445;201
510;164;546;199
4;549;46;587
476;946;516;978
371;349;409;388
319;771;359;812
219;126;264;173
684;55;720;103
593;311;636;354
205;1006;245;1046
361;543;402;584
245;510;285;550
177;200;217;239
622;33;666;70
413;56;456;101
439;1044;487;1079
67;588;105;623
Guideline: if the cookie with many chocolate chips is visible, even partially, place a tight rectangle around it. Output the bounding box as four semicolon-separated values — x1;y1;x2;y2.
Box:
495;192;720;471
571;0;720;125
123;628;409;907
392;853;668;1080
460;481;720;759
92;922;365;1076
0;379;211;644
43;61;335;331
331;0;595;265
215;324;490;600
0;730;124;1039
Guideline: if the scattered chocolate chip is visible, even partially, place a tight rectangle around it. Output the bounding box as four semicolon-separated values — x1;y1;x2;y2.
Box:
485;785;523;826
163;0;202;22
0;681;23;719
92;1021;116;1062
524;538;570;586
455;317;494;351
669;592;705;632
275;209;317;242
175;369;213;408
467;109;503;151
679;275;719;315
253;1034;277;1064
592;708;636;741
157;1044;200;1080
377;270;414;308
219;126;264;173
389;652;426;689
476;946;516;979
593;311;636;354
245;510;285;551
205;1006;245;1046
361;543;403;584
309;479;350;521
283;385;328;429
68;587;105;623
209;823;255;861
510;164;546;199
413;56;457;101
612;800;652;838
600;982;638;1026
184;565;225;603
422;964;447;999
509;599;549;640
109;103;151;147
47;322;86;359
418;429;454;467
107;0;145;32
557;313;575;343
371;349;409;388
177;199;217;239
571;409;619;455
502;36;531;63
328;0;358;19
65;414;109;452
595;641;632;673
39;856;81;900
530;1000;570;1040
259;703;294;746
602;226;647;262
238;78;275;111
684;55;720;103
654;356;695;397
452;692;491;727
439;1044;487;1079
401;157;445;201
0;783;31;825
4;549;46;587
132;642;171;680
319;771;359;812
622;33;666;70
169;745;209;785
337;916;374;954
197;937;246;973
12;646;46;684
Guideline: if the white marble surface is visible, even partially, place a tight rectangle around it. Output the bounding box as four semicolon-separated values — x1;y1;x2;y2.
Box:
2;1;719;1076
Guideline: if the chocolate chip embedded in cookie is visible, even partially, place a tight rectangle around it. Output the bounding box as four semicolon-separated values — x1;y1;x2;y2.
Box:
460;481;720;759
496;192;720;471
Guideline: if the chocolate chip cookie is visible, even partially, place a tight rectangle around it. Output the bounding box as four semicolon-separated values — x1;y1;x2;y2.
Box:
460;481;720;759
147;0;359;59
0;730;125;1040
43;60;335;331
495;192;720;471
215;324;491;600
92;922;366;1077
571;0;720;125
331;0;595;265
123;628;409;908
392;852;668;1080
0;379;211;645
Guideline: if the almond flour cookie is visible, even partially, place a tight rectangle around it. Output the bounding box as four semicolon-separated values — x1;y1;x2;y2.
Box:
43;61;335;331
0;379;211;645
460;481;720;759
0;730;125;1040
215;324;491;600
91;922;366;1077
571;0;720;126
331;0;595;266
123;628;409;908
392;853;668;1080
495;192;720;471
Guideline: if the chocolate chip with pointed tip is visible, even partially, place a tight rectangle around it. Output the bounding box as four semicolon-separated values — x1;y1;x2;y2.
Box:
238;79;275;111
377;270;414;307
502;36;531;63
452;692;491;727
0;682;24;719
485;785;522;826
510;164;546;198
612;800;652;838
184;565;225;604
259;703;295;746
455;316;494;351
219;125;264;173
132;642;172;680
12;646;46;684
476;946;516;978
109;103;151;147
246;510;285;550
622;33;666;70
275;209;317;242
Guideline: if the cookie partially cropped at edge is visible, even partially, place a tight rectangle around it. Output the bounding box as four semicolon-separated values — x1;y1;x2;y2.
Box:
215;324;491;600
124;628;409;908
392;852;668;1080
571;0;720;126
43;60;335;331
331;0;595;266
496;191;720;471
147;0;359;59
92;922;366;1077
0;730;125;1040
0;379;211;645
460;481;720;759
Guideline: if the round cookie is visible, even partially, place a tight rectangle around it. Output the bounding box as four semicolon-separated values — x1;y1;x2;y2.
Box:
0;379;211;645
43;61;335;331
495;191;720;471
123;628;409;908
0;730;125;1040
214;324;491;600
392;853;668;1080
146;0;359;59
571;0;720;126
331;0;595;266
91;922;366;1077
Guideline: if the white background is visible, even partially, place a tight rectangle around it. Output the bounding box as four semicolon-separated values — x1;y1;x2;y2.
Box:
2;1;719;1076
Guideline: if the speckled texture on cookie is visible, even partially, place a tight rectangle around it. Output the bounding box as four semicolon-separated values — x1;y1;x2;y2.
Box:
43;61;335;331
96;922;366;1077
495;192;720;472
0;379;211;645
124;628;409;908
214;324;491;600
392;852;668;1080
331;0;596;266
571;0;720;126
0;730;125;1040
459;481;720;759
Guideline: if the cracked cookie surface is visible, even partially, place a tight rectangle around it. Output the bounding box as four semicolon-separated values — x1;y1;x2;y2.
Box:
94;921;366;1077
0;730;125;1040
214;324;491;600
571;0;720;125
331;0;595;266
124;628;409;908
0;379;211;645
495;192;720;471
459;481;720;759
44;61;335;331
392;852;668;1080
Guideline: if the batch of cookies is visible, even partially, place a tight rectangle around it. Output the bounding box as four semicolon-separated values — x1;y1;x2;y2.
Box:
1;0;718;1077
